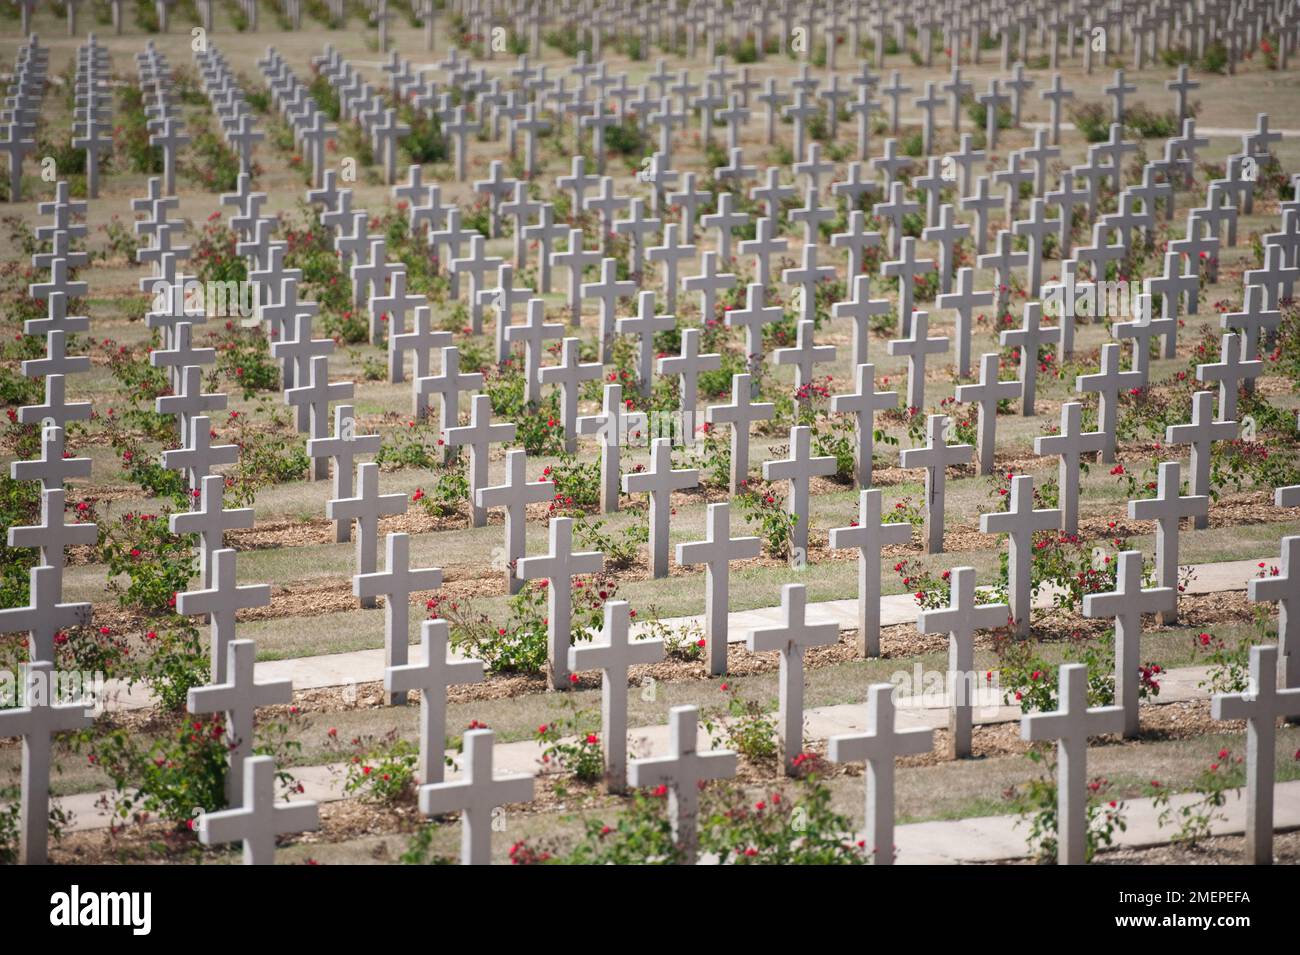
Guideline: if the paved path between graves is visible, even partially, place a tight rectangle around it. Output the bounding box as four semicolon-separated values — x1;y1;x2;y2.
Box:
98;555;1272;705
61;659;1234;838
893;780;1300;863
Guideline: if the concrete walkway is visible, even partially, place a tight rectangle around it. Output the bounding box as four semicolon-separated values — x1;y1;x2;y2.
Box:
894;780;1300;863
98;555;1271;704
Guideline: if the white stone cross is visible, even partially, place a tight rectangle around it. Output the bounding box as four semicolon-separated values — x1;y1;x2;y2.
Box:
658;327;720;437
935;268;982;382
450;234;502;336
724;282;784;378
763;425;835;567
477;448;553;594
705;372;774;494
356;532;442;704
830;363;898;490
7;487;96;598
10;425;91;491
1245;243;1300;312
271;313;333;405
370;270;426;378
1020;663;1125;865
1034;402;1106;535
617;290;675;398
899;414;974;554
197;755;319;865
1211;645;1300;864
1248;536;1300;693
522;205;568;295
326;461;408;597
613;197;662;278
917;566;1010;757
833;273;891;367
1076;343;1142;462
978;229;1029;316
1083;550;1174;737
682;250;737;325
669;171;712;239
19;374;91;428
22;329;90;381
444;394;516;528
576;382;647;515
414;345;483;460
676;502;760;676
176;547;270;684
747;583;839;774
581;257;636;363
737;216;788;289
698;192;748;265
831;215;883;294
627;705;736;864
162;415;239;492
540;336;602;453
828;683;933;864
921;198;970;294
774;319;837;410
419;728;534;865
623;437;698;579
1197;332;1262;422
790;183;835;246
646;222;695;312
557;155;601;217
1112;295;1172;382
517;516;604;689
830;489;911;657
568;601;664;792
170;474;254;589
0;564;92;664
1000;302;1056;417
782;241;836;325
981;475;1062;637
188;639;293;805
956;353;1021;475
1221;285;1280;368
286;354;354;480
1166;65;1199;121
1128;461;1207;623
0;660;94;864
887;310;948;413
307;404;382;542
442;105;477;179
386;619;484;785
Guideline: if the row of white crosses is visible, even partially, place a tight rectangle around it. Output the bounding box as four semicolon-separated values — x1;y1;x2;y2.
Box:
73;121;325;864
0;164;103;866
136;43;191;197
174;556;324;863
70;36;112;200
0;35;46;203
33;0;1300;80
193;43;265;177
